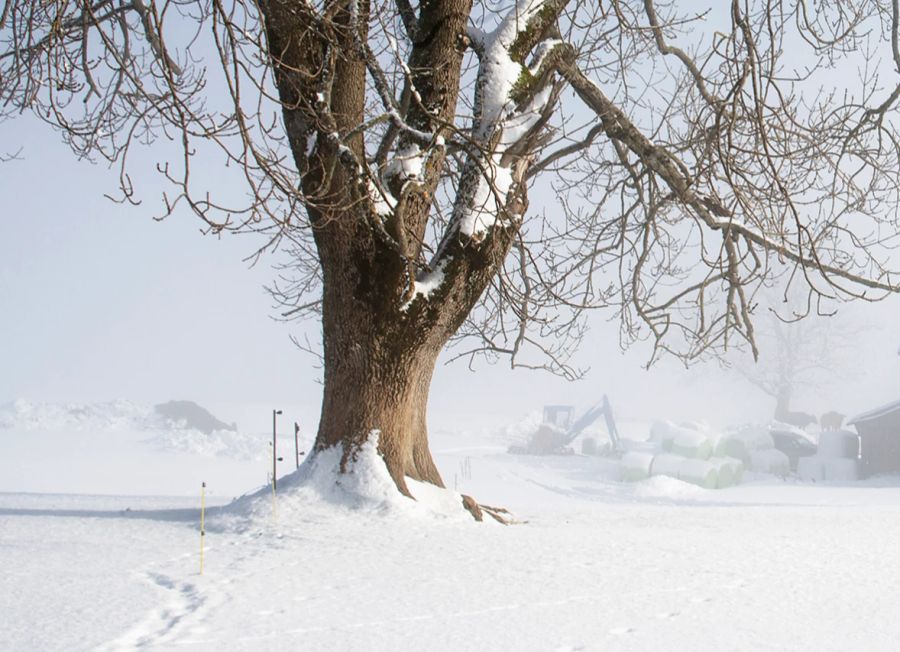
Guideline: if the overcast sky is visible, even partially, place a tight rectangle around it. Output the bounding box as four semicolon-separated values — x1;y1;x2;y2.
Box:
3;104;899;433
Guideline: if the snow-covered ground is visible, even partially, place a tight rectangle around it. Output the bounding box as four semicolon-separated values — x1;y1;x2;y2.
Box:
4;401;900;651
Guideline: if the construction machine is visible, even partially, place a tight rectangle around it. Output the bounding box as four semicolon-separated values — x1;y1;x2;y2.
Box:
509;395;622;455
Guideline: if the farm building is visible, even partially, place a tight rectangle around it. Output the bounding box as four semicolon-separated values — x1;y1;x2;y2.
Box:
848;399;900;478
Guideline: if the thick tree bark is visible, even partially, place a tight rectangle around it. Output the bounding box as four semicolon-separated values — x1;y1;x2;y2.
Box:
315;324;444;496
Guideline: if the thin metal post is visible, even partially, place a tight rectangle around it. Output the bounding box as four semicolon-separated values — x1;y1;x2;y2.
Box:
272;409;282;490
294;421;300;470
200;481;206;575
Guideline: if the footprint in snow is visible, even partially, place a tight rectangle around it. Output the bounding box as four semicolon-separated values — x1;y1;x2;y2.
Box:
609;627;635;636
655;611;680;619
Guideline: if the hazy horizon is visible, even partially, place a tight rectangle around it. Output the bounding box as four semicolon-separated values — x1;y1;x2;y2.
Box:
3;116;899;433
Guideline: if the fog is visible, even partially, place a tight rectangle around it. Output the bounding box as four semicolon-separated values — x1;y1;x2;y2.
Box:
3;116;899;435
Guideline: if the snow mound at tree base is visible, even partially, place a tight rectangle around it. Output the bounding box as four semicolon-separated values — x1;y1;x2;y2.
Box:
211;433;487;532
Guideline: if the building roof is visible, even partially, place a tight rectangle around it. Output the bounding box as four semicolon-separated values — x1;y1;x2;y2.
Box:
847;398;900;426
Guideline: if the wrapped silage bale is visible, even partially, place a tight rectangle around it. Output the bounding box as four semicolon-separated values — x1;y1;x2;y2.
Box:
715;437;748;464
750;448;790;477
671;429;713;460
823;458;859;481
715;426;775;465
817;431;860;459
797;456;824;482
650;453;685;479
680;420;713;433
709;456;744;488
621;452;655;482
650;420;677;451
679;459;718;489
651;421;713;459
726;457;744;485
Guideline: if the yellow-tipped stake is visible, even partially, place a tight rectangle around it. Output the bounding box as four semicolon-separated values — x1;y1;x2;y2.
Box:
200;481;206;575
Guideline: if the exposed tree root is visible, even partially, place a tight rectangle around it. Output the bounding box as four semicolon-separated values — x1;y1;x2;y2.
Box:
461;495;517;524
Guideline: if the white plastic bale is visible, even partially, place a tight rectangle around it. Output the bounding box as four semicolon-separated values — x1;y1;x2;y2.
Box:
797;456;824;482
750;448;790;477
651;421;714;459
621;452;654;482
650;453;685;478
679;459;718;489
718;426;775;465
670;431;713;460
715;437;748;464
650;420;677;451
709;456;743;488
823;458;859;481
649;420;673;441
817;431;860;459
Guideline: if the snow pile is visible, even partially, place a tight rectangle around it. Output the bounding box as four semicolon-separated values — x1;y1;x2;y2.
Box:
141;428;267;461
0;398;155;431
0;398;266;462
631;474;705;499
769;420;816;443
498;410;545;446
214;432;477;532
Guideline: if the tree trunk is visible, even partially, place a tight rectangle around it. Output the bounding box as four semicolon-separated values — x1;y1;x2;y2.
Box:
259;0;522;504
310;209;456;495
774;384;791;421
314;326;445;497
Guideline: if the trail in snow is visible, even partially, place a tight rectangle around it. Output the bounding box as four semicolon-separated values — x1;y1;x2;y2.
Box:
4;412;900;651
5;443;900;651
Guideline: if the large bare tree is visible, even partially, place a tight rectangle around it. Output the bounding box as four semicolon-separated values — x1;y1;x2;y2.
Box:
723;287;864;424
3;0;900;516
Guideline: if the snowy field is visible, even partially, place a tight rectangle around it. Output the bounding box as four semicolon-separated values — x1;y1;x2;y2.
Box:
4;401;900;651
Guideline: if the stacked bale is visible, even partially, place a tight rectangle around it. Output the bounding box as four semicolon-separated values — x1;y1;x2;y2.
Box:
750;448;790;478
817;431;860;459
710;456;744;488
621;451;655;482
798;429;860;482
651;421;713;459
715;426;774;466
797;456;825;481
671;430;713;460
823;458;859;481
637;421;745;489
678;459;718;489
649;453;684;478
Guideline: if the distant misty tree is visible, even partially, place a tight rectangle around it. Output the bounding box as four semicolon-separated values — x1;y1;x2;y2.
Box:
725;288;864;425
3;0;900;518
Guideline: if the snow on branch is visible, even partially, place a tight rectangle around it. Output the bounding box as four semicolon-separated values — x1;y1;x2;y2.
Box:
452;0;566;240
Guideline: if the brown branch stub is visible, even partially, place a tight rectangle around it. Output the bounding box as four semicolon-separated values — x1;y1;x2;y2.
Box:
461;494;513;524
